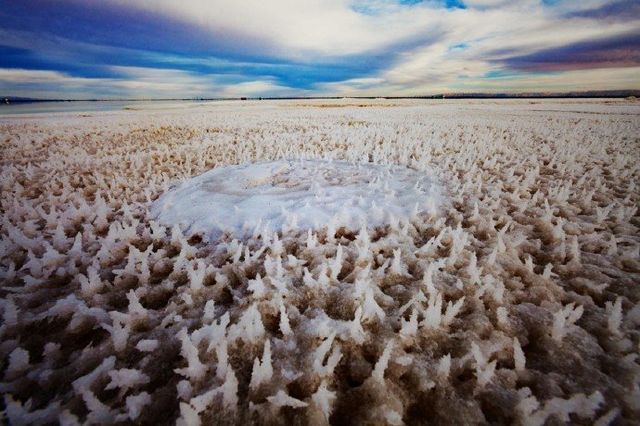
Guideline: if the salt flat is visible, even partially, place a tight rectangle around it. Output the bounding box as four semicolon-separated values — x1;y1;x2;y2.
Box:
0;99;639;425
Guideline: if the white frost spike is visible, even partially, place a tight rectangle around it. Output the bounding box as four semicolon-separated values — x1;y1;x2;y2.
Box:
149;220;167;240
594;408;620;426
362;287;385;322
215;343;229;380
436;354;451;380
399;290;427;316
476;359;497;387
136;339;159;352
422;262;439;297
356;224;370;246
270;233;283;256
326;217;337;243
542;263;556;280
442;297;465;326
181;293;194;306
175;328;207;381
6;347;29;376
203;300;216;321
497;307;509;328
229;303;265;343
551;303;584;342
105;368;150;392
2;392;60;425
449;223;469;257
312;380;336;420
605;297;623;337
232;242;243;263
513;338;526;372
306;229;317;249
192;311;229;354
384;408;403;426
78;266;104;297
102;317;131;353
349;307;366;344
187;260;206;291
313;333;342;377
267;390;309;409
82;390;121;424
279;301;293;336
2;297;18;328
524;255;534;273
471;342;487;368
371;340;395;382
400;309;418;339
171;224;185;247
127;290;147;318
189;387;219;414
516;388;539;420
328;245;343;280
73;356;116;393
467;252;483;285
247;274;267;298
415;236;438;257
487;246;498;266
126;392;151;420
59;409;81;426
421;292;443;329
390;248;410;276
250;339;273;390
568;235;581;265
303;268;317;287
52;223;68;250
177;402;200;426
518;389;604;426
221;367;239;410
606;235;618;256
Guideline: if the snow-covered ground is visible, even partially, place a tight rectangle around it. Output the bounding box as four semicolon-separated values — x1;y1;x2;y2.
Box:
0;99;639;425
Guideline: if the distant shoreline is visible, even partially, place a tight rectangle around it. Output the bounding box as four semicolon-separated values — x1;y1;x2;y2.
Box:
2;91;639;104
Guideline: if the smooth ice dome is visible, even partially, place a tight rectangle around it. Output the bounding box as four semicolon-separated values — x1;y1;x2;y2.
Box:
151;159;445;238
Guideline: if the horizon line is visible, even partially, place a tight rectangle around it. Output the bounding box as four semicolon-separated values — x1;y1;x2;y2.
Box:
3;90;640;103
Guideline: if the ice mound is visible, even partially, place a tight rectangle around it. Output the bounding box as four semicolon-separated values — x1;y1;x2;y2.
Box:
151;159;444;238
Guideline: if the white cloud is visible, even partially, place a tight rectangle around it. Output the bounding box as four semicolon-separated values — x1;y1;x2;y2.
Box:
101;0;441;57
0;67;303;99
307;3;640;95
318;66;640;96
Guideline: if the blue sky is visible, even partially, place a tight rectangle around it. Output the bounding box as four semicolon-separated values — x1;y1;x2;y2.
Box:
0;0;638;98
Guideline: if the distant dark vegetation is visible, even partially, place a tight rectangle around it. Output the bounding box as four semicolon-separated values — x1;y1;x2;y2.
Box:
2;90;639;104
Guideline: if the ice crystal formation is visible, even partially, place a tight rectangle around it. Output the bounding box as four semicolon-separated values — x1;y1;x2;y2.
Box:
0;99;639;425
151;159;444;239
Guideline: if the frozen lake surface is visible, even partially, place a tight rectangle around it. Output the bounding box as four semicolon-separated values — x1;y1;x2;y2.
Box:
152;159;445;239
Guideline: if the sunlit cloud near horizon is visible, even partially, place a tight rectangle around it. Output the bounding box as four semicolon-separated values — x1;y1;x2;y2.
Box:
0;0;639;99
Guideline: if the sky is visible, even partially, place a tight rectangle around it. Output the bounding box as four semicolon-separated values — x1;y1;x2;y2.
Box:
0;0;638;99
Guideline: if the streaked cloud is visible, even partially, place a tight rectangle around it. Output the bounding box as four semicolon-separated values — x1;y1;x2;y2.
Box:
500;32;640;72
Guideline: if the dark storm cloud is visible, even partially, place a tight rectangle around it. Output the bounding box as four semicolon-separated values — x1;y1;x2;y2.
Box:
500;32;640;72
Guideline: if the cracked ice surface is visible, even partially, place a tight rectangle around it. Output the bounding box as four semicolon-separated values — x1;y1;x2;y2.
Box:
151;159;445;238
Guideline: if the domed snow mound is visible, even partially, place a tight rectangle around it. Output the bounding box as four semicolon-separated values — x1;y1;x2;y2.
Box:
151;159;445;239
